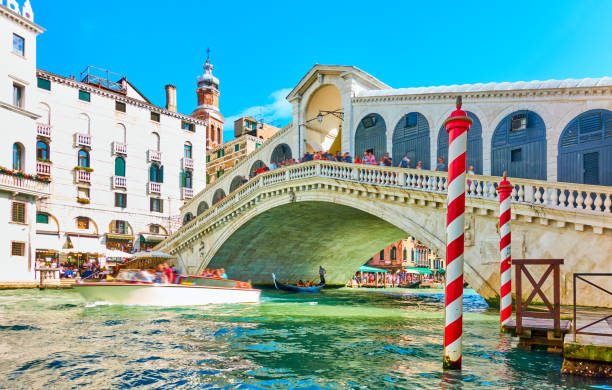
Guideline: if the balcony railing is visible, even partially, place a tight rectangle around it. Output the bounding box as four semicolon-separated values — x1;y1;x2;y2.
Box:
113;141;127;155
148;181;161;194
112;176;126;189
36;161;51;176
148;149;162;163
37;123;51;138
75;133;91;148
182;187;194;199
75;169;91;183
182;157;194;170
0;172;50;197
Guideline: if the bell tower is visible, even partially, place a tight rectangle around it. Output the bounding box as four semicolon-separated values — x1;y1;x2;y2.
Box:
192;49;225;149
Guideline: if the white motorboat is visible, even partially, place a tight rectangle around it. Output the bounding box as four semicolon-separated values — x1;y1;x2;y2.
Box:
74;272;261;306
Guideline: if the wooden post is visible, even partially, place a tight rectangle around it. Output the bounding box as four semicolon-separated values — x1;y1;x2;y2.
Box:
515;262;522;335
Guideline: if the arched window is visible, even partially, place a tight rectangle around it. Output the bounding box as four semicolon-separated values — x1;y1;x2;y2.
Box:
438;111;483;174
355;114;387;161
116;123;126;143
403;248;408;261
229;175;243;193
217;127;221;143
152;132;160;151
491;110;546;180
392;112;430;169
149;163;163;183
249;160;265;177
379;249;385;260
271;143;292;163
78;149;89;168
79;113;90;134
183;171;192;188
184;143;192;158
114;157;126;177
36;141;50;160
390;247;397;260
212;188;226;205
183;212;194;225
558;109;612;186
12;143;24;171
196;201;209;215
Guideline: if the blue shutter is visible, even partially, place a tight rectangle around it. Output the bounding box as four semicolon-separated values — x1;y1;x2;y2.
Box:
160;165;164;183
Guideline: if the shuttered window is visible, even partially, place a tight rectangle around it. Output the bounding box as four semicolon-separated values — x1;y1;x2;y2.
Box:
11;242;25;256
37;77;51;91
36;213;49;224
11;202;25;223
78;90;90;102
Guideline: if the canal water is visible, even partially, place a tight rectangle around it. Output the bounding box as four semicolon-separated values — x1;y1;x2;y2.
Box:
0;288;608;389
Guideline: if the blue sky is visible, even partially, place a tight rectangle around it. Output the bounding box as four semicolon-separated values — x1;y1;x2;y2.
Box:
33;0;612;141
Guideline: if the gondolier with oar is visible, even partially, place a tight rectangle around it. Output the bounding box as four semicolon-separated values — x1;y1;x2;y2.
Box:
319;265;326;285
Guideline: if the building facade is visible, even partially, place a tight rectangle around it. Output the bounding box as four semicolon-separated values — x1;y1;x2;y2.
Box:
1;1;208;282
366;237;443;272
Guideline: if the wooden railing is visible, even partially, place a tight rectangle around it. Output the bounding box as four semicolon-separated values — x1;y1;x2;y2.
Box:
514;259;564;336
573;273;612;338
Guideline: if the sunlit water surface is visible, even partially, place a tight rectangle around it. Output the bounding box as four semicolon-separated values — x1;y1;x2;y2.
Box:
0;288;608;389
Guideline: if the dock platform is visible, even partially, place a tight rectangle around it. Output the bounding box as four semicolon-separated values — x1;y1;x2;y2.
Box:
503;317;571;352
562;315;612;377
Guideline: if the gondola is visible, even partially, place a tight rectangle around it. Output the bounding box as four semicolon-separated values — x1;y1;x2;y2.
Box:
406;281;421;289
272;273;324;293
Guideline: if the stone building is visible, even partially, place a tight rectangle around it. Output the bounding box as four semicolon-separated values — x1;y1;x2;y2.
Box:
234;116;280;140
366;237;443;272
0;1;208;282
191;54;224;150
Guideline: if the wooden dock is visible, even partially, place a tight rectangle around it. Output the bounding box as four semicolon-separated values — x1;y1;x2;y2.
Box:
502;317;571;352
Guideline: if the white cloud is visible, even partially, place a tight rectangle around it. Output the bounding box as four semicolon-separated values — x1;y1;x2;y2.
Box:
224;88;292;131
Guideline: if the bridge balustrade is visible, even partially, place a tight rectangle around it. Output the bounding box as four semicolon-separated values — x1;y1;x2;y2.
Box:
165;160;611;251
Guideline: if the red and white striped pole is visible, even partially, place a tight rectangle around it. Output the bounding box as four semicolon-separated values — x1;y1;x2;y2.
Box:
443;96;472;370
498;173;513;328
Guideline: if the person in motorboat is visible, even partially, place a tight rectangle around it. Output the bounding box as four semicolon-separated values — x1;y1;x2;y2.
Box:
297;280;305;287
134;270;154;282
220;268;228;279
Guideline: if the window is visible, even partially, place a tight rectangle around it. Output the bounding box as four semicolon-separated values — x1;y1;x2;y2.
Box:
183;171;193;188
206;174;210;184
217;149;224;158
206;155;210;163
12;34;24;56
181;121;194;131
78;187;90;200
362;116;375;128
115;101;126;112
114;220;127;234
150;198;163;212
184;143;192;158
405;114;417;128
151;112;160;122
36;141;50;160
216;169;224;178
234;144;240;152
77;217;89;230
150;224;160;234
78;149;89;168
511;113;527;131
11;242;25;256
217;128;221;142
78;90;90;102
115;193;127;208
12;143;23;171
13;83;23;107
379;250;385;260
36;213;49;224
114;157;126;177
510;148;522;162
390;247;397;260
11;202;25;223
149;164;163;183
37;77;51;91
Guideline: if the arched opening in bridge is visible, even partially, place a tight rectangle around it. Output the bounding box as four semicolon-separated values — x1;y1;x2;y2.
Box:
183;212;194;225
438;111;483;174
491;110;546;180
304;84;343;153
392;112;430;169
270;143;292;164
557;109;612;186
196;201;209;215
250;160;265;177
229;175;243;193
355;113;386;161
212;188;226;205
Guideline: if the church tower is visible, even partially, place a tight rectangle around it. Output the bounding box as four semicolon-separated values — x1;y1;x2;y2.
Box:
192;50;225;149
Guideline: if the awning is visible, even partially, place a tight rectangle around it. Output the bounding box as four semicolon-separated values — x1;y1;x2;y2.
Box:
140;234;166;243
405;267;433;275
62;236;104;254
435;268;445;274
106;233;134;241
358;265;389;273
35;233;61;252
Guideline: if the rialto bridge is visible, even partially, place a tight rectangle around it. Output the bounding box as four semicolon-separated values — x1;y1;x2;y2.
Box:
156;65;612;306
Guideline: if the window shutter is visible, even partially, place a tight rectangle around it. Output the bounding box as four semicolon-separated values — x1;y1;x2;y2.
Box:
160;165;164;183
160;199;164;213
181;171;185;187
149;165;155;182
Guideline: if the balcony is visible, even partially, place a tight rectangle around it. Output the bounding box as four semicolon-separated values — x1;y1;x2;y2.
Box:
148;149;162;163
113;141;127;155
36;161;51;176
0;171;50;197
75;169;91;184
75;133;91;148
182;157;194;170
148;181;161;194
112;176;126;189
37;123;52;138
182;187;194;199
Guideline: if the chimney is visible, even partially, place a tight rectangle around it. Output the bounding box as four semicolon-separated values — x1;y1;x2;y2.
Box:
165;85;177;112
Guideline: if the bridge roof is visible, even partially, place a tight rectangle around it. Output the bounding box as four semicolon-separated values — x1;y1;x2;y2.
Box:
359;77;612;97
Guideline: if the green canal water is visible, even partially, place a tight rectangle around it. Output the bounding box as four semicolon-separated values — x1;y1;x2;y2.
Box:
0;288;608;389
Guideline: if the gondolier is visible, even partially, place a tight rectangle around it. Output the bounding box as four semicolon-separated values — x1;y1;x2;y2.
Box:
319;265;326;285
